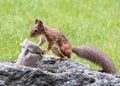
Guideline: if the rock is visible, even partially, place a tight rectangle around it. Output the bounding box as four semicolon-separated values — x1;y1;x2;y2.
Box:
0;59;120;86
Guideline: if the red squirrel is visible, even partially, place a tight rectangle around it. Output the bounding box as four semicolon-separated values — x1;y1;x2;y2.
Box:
30;19;115;73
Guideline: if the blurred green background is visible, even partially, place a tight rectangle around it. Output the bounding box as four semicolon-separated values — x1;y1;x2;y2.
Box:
0;0;120;72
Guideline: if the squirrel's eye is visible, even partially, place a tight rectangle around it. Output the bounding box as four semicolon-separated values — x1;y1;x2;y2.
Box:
35;30;38;32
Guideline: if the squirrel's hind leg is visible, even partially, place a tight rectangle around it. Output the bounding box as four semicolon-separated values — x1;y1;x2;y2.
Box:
51;47;68;60
60;44;72;59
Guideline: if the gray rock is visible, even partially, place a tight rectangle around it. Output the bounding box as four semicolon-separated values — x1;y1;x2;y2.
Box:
0;59;120;86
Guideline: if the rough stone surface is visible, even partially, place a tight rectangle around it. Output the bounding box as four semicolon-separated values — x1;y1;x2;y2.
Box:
0;59;120;86
0;39;120;86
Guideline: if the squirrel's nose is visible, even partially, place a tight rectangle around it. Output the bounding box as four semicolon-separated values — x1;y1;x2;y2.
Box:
30;33;33;37
30;34;32;37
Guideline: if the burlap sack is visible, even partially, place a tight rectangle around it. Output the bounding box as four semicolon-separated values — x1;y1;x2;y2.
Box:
15;39;44;67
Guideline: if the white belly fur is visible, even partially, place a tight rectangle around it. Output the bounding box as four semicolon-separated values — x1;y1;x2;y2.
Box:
40;34;47;41
52;43;66;58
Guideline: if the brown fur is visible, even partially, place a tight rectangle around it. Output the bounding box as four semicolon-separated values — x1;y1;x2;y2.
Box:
72;46;115;73
30;19;115;73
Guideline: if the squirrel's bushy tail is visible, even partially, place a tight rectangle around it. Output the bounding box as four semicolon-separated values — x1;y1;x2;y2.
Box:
72;45;115;73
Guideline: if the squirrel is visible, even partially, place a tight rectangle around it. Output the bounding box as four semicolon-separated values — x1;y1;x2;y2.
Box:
30;19;115;73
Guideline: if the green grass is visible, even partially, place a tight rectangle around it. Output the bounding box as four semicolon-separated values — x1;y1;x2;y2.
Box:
0;0;120;72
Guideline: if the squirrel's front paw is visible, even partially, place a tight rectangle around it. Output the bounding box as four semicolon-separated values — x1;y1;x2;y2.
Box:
38;43;41;46
43;49;49;54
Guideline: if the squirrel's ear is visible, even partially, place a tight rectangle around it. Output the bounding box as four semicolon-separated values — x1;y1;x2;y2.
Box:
35;19;43;25
35;19;38;24
38;20;43;25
